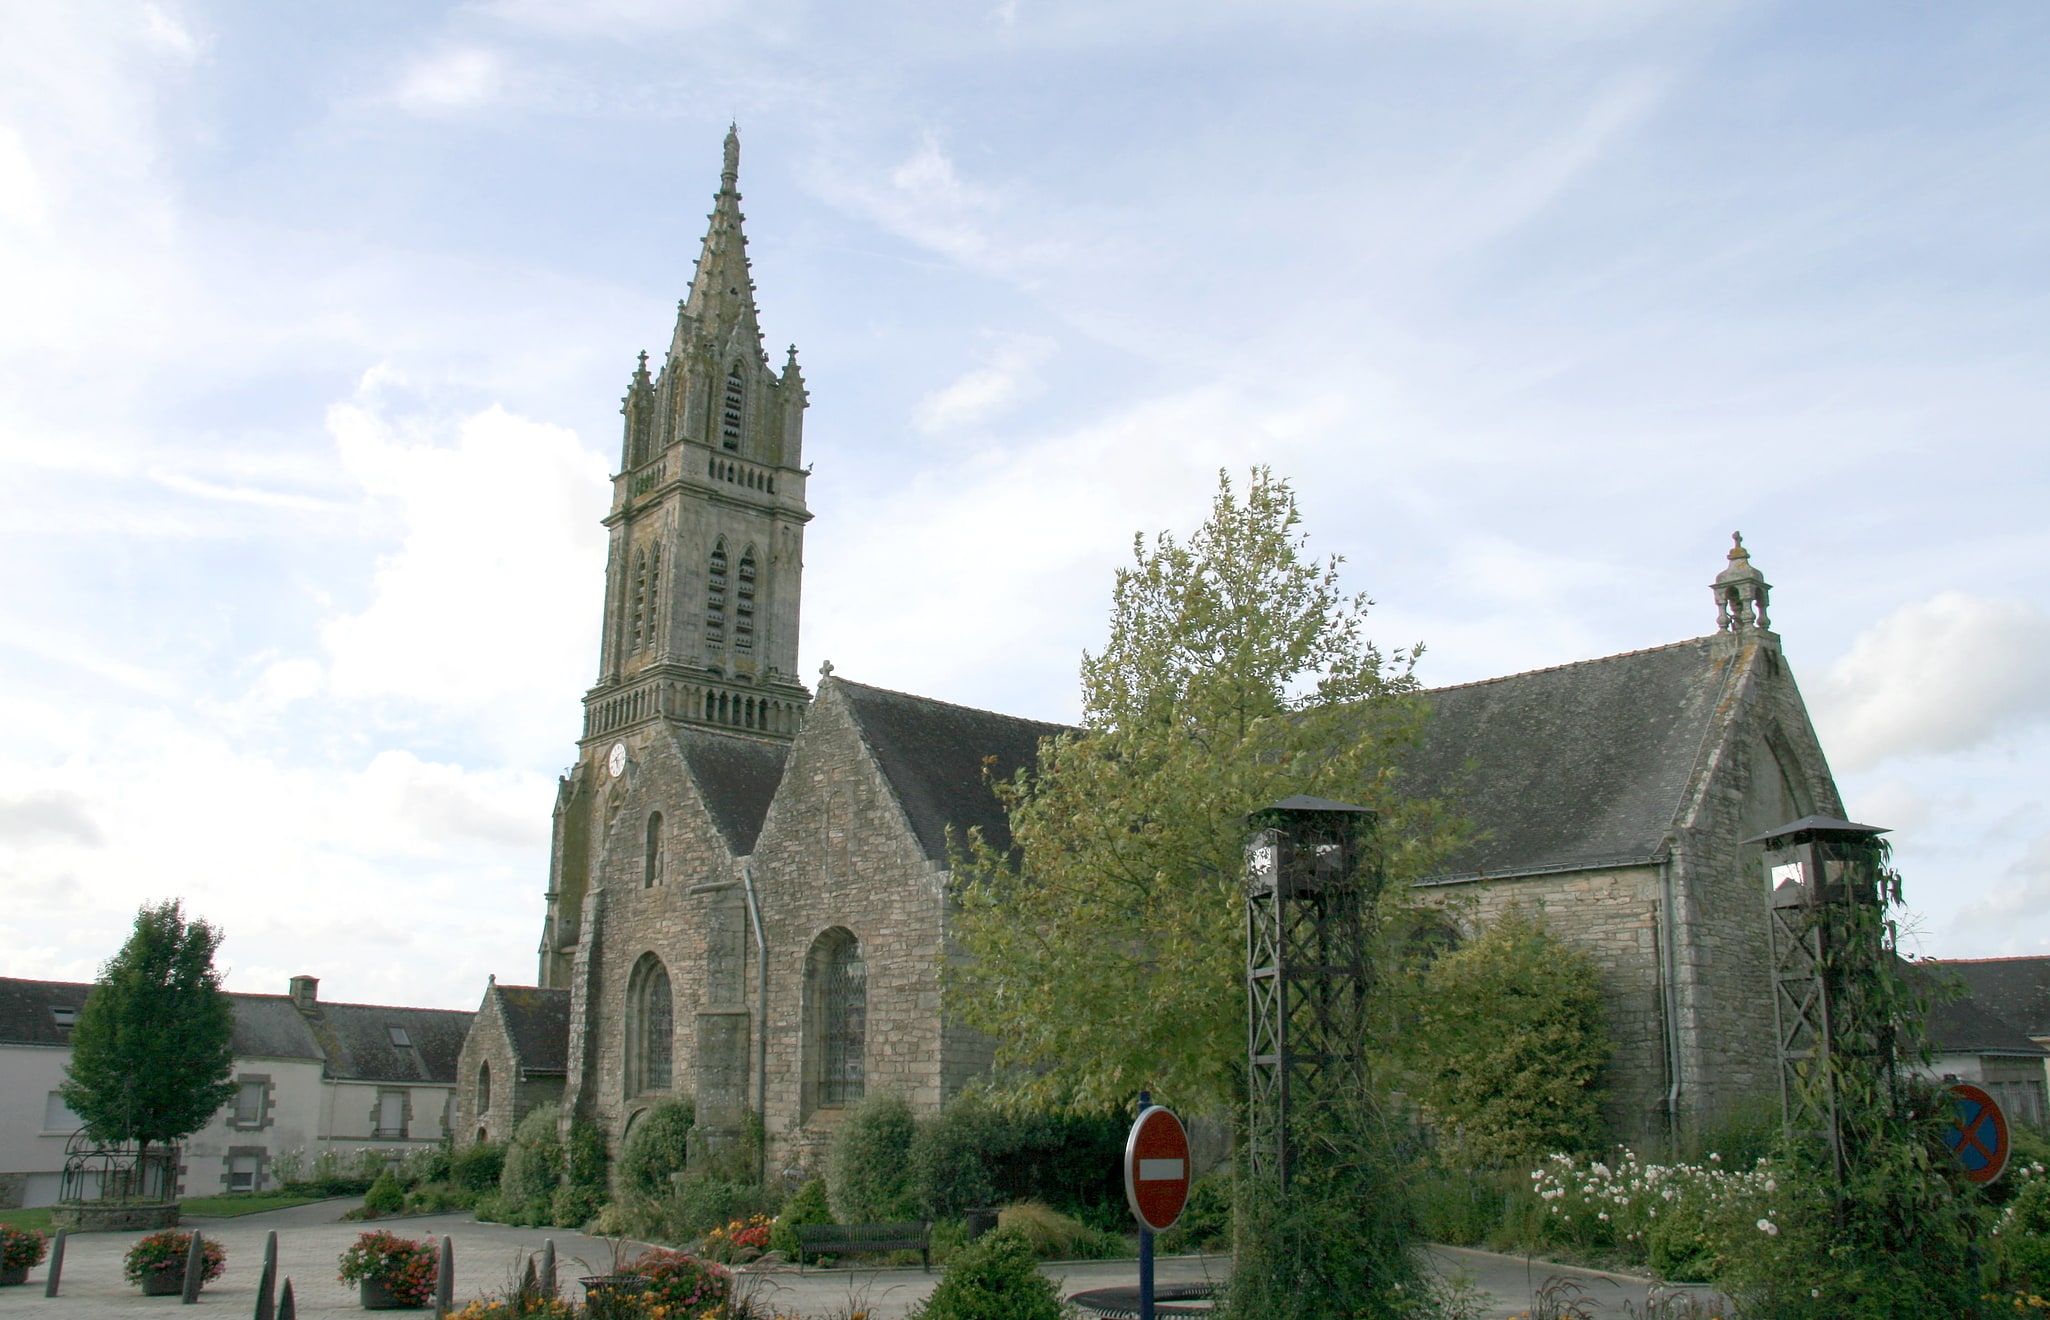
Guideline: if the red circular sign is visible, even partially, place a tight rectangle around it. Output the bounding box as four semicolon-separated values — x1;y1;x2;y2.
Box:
1124;1105;1192;1232
1944;1082;2011;1186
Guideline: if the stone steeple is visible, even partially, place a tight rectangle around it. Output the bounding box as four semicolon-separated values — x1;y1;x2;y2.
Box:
1713;532;1772;635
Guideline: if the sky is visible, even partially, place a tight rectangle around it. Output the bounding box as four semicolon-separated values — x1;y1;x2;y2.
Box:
2;0;2047;1010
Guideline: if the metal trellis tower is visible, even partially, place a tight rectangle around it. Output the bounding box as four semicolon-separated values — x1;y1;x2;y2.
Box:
1244;795;1380;1192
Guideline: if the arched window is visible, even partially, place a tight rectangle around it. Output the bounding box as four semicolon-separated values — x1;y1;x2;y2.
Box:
475;1062;490;1117
808;929;865;1107
735;549;757;655
644;812;665;888
721;365;745;451
705;542;728;654
627;955;674;1095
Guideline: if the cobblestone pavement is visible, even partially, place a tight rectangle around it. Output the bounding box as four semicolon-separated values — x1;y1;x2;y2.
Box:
0;1200;1720;1319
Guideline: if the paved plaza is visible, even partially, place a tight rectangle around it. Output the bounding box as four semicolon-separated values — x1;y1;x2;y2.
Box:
0;1200;1715;1319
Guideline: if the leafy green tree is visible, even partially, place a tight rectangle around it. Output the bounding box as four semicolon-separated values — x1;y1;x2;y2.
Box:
948;468;1465;1113
61;900;238;1166
1410;905;1611;1165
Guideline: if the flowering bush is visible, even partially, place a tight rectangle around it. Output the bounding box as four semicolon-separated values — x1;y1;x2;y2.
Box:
337;1230;439;1307
123;1230;227;1285
2;1224;50;1272
1522;1149;1779;1280
623;1247;731;1314
699;1215;773;1263
445;1299;577;1320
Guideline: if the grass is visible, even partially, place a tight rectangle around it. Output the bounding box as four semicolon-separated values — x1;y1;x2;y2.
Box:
180;1192;327;1217
0;1207;53;1231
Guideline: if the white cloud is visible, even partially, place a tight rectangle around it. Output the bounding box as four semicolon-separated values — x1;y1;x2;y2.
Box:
913;335;1056;433
816;135;1066;282
389;48;503;114
1812;592;2050;773
1952;829;2050;939
140;4;201;60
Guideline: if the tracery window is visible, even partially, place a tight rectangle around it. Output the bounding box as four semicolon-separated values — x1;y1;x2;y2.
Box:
705;543;728;654
735;550;757;655
721;365;745;451
628;955;674;1094
644;812;665;889
808;929;866;1107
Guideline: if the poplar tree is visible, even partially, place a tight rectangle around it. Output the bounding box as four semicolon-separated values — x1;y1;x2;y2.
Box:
947;468;1465;1114
61;900;238;1164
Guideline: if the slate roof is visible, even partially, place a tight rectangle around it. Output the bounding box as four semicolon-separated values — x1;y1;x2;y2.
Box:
1927;994;2049;1058
0;976;471;1082
490;984;570;1076
837;679;1074;861
1402;638;1731;880
1929;958;2050;1040
676;729;789;855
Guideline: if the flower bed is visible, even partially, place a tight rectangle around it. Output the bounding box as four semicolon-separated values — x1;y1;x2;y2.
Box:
622;1247;731;1314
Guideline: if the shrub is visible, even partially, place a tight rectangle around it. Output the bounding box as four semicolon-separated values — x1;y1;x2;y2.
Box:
1156;1171;1232;1253
364;1170;406;1215
500;1104;563;1215
1990;1164;2050;1300
828;1093;918;1223
622;1247;731;1313
619;1101;695;1196
336;1230;439;1308
550;1182;605;1229
449;1141;506;1193
699;1214;774;1263
994;1201;1123;1260
1411;905;1611;1166
564;1120;608;1192
769;1178;834;1256
908;1228;1066;1320
1;1224;49;1272
123;1230;227;1286
910;1099;1000;1218
674;1173;779;1240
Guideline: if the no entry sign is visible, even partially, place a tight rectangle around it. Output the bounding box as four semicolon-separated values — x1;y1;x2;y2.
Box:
1125;1104;1192;1232
1944;1082;2011;1185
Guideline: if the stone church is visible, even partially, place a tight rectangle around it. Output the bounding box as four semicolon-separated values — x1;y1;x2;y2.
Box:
453;130;1846;1170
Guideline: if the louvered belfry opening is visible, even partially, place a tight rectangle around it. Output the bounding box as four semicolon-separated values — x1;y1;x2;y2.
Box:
818;930;866;1106
735;550;757;654
705;543;728;654
722;365;745;450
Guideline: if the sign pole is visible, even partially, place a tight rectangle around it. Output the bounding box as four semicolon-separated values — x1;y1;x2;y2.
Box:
1137;1091;1153;1320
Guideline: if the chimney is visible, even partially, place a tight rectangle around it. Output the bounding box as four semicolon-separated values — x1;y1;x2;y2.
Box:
289;975;319;1009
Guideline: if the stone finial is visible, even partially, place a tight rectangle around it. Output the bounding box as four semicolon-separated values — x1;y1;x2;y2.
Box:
819;659;834;678
721;123;740;190
1713;532;1772;633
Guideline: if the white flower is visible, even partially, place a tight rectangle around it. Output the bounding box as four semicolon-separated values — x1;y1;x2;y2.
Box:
1757;1218;1779;1236
1764;1179;1776;1192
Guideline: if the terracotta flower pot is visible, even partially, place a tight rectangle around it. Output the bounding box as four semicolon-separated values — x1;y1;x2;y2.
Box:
0;1264;29;1287
140;1267;186;1296
360;1276;425;1310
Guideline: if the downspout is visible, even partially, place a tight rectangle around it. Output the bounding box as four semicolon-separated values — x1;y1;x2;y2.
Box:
1658;849;1684;1149
740;859;770;1188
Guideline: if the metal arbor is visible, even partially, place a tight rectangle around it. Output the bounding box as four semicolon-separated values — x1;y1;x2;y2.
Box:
1243;795;1380;1191
1751;813;1898;1183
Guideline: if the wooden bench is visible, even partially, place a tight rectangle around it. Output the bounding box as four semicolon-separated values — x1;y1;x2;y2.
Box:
793;1221;932;1272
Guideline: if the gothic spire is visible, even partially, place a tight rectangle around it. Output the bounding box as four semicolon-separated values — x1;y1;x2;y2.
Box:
678;125;763;367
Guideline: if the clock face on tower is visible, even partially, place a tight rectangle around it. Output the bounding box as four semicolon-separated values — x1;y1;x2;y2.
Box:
608;743;628;779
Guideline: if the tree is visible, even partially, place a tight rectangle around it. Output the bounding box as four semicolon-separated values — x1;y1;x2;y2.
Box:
947;468;1466;1114
1409;904;1611;1165
61;900;238;1165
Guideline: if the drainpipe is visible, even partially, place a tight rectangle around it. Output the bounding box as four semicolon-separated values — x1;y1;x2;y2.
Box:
739;859;770;1188
1658;850;1684;1149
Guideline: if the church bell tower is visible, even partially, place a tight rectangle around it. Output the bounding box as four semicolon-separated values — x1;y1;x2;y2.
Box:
539;128;812;987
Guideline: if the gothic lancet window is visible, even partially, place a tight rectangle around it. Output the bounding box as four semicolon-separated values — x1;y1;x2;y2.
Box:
705;543;728;655
644;812;664;888
721;365;745;451
628;955;674;1094
476;1063;490;1117
629;548;648;653
735;550;757;655
808;929;866;1107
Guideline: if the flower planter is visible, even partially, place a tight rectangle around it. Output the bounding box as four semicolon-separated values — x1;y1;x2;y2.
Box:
0;1265;28;1287
140;1267;186;1297
360;1277;426;1310
580;1274;648;1319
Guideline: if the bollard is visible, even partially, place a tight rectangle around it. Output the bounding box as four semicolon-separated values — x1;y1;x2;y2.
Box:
182;1230;206;1304
255;1230;278;1320
434;1235;454;1317
540;1240;556;1299
278;1279;296;1320
43;1229;67;1297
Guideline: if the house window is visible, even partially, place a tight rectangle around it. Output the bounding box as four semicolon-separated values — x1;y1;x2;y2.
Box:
387;1026;412;1048
228;1155;261;1193
43;1091;82;1133
644;812;665;888
735;550;756;655
721;365;745;451
476;1063;491;1117
50;1005;77;1029
375;1090;407;1139
809;929;866;1107
628;955;674;1094
705;543;728;654
232;1078;266;1128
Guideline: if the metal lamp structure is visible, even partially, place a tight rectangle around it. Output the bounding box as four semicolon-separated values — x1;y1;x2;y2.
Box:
1750;813;1898;1183
1243;795;1380;1192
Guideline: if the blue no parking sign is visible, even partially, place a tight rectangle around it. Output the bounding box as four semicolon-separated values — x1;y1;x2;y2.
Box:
1943;1083;2010;1185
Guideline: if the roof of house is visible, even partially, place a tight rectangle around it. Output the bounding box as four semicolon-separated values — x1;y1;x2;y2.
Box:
837;679;1074;861
489;984;571;1076
675;728;790;855
1926;992;2050;1058
1928;957;2050;1040
0;977;93;1047
1402;638;1733;879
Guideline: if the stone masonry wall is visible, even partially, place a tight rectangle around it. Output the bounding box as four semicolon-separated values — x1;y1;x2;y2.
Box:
453;993;516;1144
